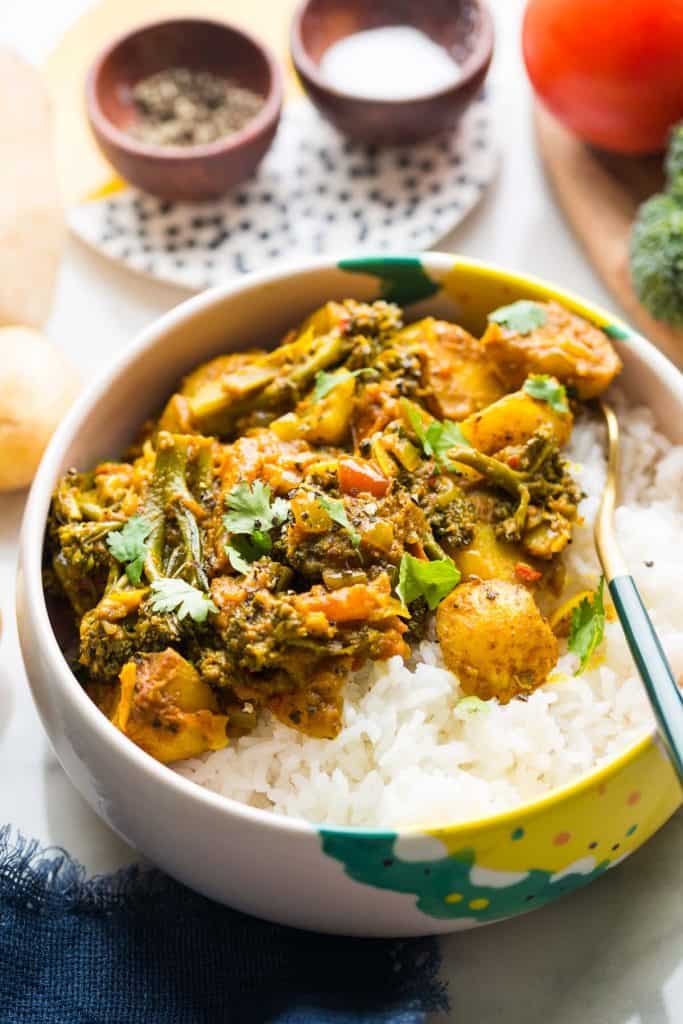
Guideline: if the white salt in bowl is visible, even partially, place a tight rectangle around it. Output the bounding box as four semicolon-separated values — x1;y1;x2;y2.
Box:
290;0;494;144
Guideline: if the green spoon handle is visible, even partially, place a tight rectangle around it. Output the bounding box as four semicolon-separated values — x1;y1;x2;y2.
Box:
609;574;683;787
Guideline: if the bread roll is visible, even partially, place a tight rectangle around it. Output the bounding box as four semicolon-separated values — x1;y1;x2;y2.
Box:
0;326;78;491
0;49;65;327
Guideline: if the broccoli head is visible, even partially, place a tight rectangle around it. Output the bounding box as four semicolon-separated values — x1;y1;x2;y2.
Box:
50;520;120;616
78;588;212;683
665;121;683;197
630;192;683;327
406;473;476;551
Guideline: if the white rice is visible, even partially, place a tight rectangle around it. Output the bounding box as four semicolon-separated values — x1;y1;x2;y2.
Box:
176;392;683;827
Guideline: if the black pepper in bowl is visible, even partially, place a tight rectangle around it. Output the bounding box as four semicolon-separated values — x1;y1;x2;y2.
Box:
129;67;265;148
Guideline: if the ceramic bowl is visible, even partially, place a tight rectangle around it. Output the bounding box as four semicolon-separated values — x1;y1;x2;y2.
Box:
17;254;683;936
290;0;494;144
86;18;283;202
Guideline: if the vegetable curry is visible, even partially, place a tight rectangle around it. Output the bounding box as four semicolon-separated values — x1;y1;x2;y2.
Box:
44;297;622;764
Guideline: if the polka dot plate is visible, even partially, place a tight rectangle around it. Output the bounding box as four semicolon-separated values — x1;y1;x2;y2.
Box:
69;95;496;291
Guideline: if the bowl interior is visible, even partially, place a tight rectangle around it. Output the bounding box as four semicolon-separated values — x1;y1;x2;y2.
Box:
41;253;683;670
94;19;275;135
41;254;683;474
297;0;484;76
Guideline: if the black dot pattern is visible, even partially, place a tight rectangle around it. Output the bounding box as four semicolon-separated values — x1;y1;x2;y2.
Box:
70;94;495;290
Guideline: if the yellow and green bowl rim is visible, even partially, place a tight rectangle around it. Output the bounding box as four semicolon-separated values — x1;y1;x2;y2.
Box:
312;253;681;924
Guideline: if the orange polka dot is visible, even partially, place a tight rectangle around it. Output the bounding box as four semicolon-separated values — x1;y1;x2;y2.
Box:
598;784;607;796
553;832;571;846
627;790;641;806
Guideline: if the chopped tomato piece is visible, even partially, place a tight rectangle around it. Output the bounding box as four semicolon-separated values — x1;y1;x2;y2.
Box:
296;584;382;623
295;575;401;623
514;562;543;584
338;456;390;497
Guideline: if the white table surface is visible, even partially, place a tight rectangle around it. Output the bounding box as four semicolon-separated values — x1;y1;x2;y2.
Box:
2;2;682;1021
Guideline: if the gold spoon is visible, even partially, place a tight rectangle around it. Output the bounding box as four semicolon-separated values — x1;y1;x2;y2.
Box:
596;400;683;785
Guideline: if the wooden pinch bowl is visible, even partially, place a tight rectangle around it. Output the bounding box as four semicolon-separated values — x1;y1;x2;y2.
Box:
86;18;284;202
290;0;494;145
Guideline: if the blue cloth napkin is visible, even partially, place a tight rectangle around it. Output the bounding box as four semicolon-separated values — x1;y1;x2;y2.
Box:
0;827;447;1024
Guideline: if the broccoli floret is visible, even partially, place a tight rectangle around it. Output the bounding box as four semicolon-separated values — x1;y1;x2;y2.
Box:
143;431;213;588
72;432;220;683
213;583;399;691
342;299;403;339
665;121;683;194
45;520;120;616
630;192;683;326
414;476;476;550
283;524;362;580
436;427;579;558
629;121;683;325
80;599;178;683
79;591;210;683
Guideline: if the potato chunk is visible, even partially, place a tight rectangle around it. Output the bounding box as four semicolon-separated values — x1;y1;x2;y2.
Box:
158;352;271;433
269;667;344;740
270;373;355;445
460;387;572;453
453;523;526;583
481;301;621;399
104;649;229;763
436;579;557;703
180;351;269;399
398;318;504;420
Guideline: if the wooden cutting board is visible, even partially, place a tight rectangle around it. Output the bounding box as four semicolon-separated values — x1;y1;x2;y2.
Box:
534;105;683;368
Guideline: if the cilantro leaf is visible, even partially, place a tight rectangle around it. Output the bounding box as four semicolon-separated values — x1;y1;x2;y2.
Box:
426;419;472;463
223;481;289;538
523;374;569;414
149;578;218;623
226;533;270;574
489;300;547;334
402;399;471;469
396;553;461;611
403;400;431;451
223;482;288;573
106;515;152;585
568;577;606;674
226;539;256;575
250;530;272;554
318;495;361;548
312;368;365;402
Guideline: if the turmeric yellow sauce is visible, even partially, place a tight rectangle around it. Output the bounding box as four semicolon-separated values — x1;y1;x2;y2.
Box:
44;298;621;764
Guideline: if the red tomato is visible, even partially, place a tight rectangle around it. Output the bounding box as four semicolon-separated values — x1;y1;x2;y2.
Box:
523;0;683;154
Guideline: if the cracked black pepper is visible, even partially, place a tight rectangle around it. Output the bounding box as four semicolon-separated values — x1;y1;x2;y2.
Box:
129;67;265;148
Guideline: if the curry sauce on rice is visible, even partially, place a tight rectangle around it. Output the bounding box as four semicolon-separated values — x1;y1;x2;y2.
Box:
45;295;682;826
